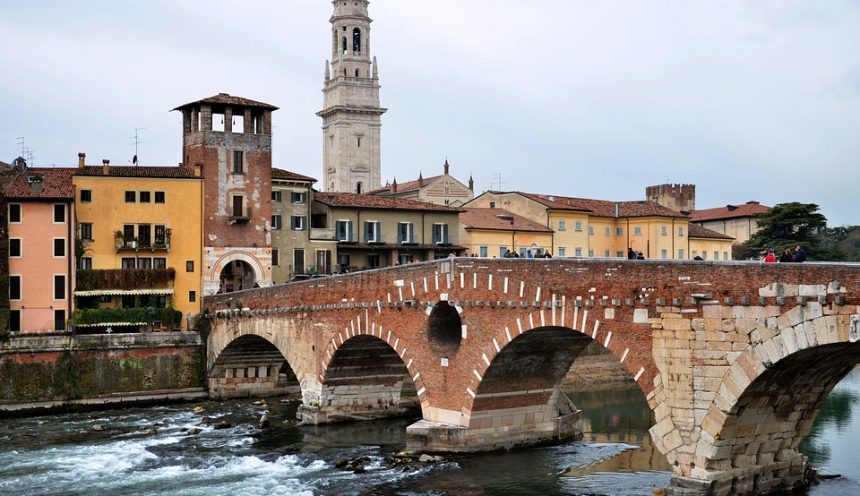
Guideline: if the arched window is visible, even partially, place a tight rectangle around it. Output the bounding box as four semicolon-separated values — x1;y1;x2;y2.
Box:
355;182;362;194
353;28;361;54
355;69;360;77
342;37;347;54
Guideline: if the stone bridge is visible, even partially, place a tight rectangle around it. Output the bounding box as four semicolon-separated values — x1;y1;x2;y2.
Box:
203;258;860;496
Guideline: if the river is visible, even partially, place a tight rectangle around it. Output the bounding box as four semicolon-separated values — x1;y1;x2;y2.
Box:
1;369;859;495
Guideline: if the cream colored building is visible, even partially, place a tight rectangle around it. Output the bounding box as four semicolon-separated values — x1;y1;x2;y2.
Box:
691;201;769;245
459;208;553;258
688;224;735;261
371;160;475;207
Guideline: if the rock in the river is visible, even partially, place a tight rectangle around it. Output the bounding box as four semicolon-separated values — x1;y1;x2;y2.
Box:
187;428;201;436
147;427;158;435
214;420;232;430
418;454;435;463
335;459;349;469
192;406;206;414
92;424;104;432
258;415;270;429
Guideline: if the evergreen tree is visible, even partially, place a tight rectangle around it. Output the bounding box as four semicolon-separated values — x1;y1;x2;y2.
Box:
743;202;827;260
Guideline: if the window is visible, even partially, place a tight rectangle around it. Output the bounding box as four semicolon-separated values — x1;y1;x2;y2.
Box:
616;227;623;236
189;291;197;303
9;310;20;332
701;252;707;260
232;196;245;217
398;222;414;243
154;225;167;247
186;261;195;272
272;215;283;230
291;216;307;231
153;258;167;269
714;251;719;261
54;275;66;300
558;220;566;231
9;275;21;300
123;224;135;244
54;310;65;332
138;224;151;247
367;254;380;268
588;250;594;257
432;223;449;244
80;223;93;241
80;257;92;270
616;251;624;257
489;201;496;209
575;248;582;257
154;191;166;204
364;221;380;242
520;247;528;257
355;182;362;194
661;225;668;236
357;137;362;147
661;249;668;259
693;250;699;258
678;249;685;259
53;204;66;223
558;247;566;257
634;226;642;236
499;246;508;258
604;250;610;258
336;220;353;242
139;191;151;203
137;258;152;270
291;192;306;204
233;150;244;173
678;227;685;237
588;226;594;235
53;238;66;257
479;246;488;257
605;226;611;236
575;221;583;232
125;191;136;203
121;258;136;269
272;249;279;266
272;191;282;202
8;203;21;223
9;238;21;258
723;251;729;261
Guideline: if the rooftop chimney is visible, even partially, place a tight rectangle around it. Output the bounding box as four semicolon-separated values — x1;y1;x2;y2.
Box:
468;174;474;191
418;172;424;188
78;152;86;169
443;160;450;175
102;159;110;175
392;177;398;193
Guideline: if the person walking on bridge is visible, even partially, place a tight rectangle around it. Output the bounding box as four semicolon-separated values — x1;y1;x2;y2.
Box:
763;249;777;263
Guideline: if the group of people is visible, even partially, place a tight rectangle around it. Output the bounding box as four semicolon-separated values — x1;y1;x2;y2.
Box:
502;249;552;258
627;248;645;260
763;245;807;263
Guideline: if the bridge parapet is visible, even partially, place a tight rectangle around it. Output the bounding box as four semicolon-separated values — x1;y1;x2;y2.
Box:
204;258;860;495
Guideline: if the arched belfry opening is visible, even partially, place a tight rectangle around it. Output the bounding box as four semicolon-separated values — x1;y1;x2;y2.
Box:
342;37;347;54
209;335;299;399
355;182;362;194
427;301;462;349
353;27;362;53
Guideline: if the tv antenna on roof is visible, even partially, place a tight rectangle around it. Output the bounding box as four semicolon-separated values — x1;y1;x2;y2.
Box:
130;128;145;165
490;173;504;191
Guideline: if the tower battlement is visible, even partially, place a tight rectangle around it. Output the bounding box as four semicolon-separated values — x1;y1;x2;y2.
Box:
646;183;696;213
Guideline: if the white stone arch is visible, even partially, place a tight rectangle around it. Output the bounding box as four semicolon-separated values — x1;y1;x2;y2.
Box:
207;250;267;295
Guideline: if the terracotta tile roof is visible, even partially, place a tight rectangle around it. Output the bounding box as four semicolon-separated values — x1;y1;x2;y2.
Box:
691;201;770;222
516;192;689;218
314;192;463;212
172;93;278;111
272;168;317;183
2;167;75;200
75;165;198;179
370;174;444;195
688;224;735;240
0;160;12;171
460;208;553;233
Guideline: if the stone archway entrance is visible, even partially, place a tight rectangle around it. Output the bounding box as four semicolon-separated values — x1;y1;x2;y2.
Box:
220;259;256;293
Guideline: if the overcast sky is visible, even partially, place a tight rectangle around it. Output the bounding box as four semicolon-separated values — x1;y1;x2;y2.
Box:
2;1;859;225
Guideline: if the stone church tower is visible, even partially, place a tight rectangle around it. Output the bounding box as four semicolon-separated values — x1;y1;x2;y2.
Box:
318;0;386;193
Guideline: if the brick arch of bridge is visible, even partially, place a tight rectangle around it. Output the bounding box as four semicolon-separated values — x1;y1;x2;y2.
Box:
207;318;311;401
686;309;860;496
325;269;661;431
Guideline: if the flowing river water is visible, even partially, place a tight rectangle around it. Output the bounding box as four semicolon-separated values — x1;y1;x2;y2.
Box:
2;369;859;496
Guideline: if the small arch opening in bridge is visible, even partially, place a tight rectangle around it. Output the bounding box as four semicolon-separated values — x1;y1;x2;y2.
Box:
427;301;462;349
220;259;256;293
209;335;299;399
310;335;420;423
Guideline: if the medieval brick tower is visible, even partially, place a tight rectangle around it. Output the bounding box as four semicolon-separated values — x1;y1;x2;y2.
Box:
175;93;276;295
319;0;386;194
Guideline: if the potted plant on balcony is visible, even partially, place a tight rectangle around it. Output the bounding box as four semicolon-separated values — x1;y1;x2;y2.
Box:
114;230;124;250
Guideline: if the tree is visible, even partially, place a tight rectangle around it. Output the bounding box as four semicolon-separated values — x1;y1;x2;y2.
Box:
743;202;828;260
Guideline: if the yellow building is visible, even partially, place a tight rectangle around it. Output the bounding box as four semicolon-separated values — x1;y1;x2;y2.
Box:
72;158;203;331
465;192;731;260
688;224;735;261
459;208;553;258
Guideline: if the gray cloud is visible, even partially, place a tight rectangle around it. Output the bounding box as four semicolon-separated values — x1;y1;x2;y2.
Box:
1;0;858;225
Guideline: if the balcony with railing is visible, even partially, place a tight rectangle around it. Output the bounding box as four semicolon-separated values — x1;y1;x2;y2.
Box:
114;228;172;252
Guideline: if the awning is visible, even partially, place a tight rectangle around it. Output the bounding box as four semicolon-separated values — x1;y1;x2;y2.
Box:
73;289;174;297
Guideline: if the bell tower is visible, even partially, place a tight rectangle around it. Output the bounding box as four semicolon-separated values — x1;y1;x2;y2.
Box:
319;0;386;193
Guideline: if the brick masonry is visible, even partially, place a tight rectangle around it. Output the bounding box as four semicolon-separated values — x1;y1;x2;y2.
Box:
204;258;860;495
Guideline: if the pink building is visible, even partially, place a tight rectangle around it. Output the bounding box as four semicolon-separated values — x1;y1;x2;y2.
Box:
5;168;76;333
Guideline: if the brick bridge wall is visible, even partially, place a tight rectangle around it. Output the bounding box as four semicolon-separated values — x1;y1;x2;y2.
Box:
204;258;860;496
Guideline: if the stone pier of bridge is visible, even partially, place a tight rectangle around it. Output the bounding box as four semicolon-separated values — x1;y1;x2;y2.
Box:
204;258;860;496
